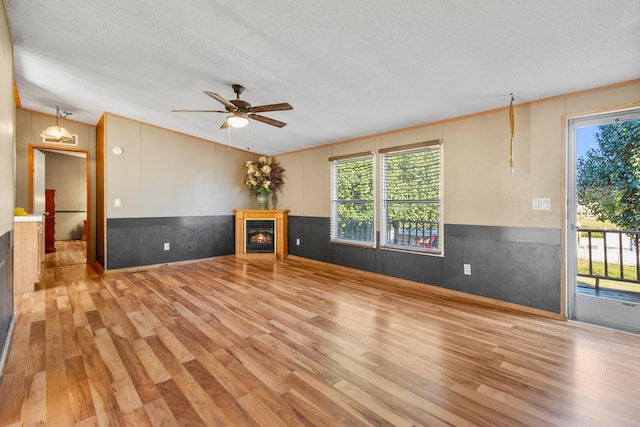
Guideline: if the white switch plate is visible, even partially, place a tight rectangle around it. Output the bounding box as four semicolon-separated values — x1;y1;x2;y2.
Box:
164;243;170;250
114;198;121;207
532;198;551;210
296;238;300;245
464;264;471;275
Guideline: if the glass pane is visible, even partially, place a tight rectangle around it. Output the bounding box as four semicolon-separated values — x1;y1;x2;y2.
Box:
332;156;374;244
385;201;439;249
382;147;441;251
335;201;374;243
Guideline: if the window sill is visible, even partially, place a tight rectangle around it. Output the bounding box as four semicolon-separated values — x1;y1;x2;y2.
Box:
380;245;442;257
330;240;376;249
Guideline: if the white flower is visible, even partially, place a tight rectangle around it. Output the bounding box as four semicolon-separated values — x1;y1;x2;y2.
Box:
259;156;268;164
261;165;271;174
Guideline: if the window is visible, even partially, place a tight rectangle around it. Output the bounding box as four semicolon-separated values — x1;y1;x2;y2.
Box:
380;140;441;252
330;152;375;245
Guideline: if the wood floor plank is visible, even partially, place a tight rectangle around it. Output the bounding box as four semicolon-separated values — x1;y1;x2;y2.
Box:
108;329;162;404
142;398;181;427
2;241;640;426
183;358;258;427
27;319;46;375
236;394;292;427
44;288;74;427
82;350;120;417
146;335;228;425
21;371;46;427
65;355;96;423
130;338;172;385
0;371;27;425
3;315;31;375
93;328;143;413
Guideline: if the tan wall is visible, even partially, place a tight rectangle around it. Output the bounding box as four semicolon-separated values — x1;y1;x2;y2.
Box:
14;109;97;259
15;109;95;209
45;151;87;240
0;2;13;235
277;81;640;229
104;113;253;218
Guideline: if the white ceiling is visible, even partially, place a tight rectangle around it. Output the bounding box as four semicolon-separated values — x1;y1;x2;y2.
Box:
5;0;640;155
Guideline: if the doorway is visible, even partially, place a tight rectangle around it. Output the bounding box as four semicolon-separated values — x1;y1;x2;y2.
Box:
566;108;640;333
29;145;90;265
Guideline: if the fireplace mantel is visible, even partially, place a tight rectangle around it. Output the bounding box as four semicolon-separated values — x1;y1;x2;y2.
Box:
233;210;289;259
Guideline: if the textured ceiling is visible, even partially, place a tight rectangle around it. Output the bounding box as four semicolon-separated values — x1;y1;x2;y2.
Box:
5;0;640;155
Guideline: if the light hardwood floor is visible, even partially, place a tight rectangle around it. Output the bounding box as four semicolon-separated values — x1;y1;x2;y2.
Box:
2;242;640;426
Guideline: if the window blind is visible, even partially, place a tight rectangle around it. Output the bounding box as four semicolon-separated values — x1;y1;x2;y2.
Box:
380;142;441;251
330;153;375;245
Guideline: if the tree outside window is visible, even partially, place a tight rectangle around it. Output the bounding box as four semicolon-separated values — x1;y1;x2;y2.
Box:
330;155;374;244
381;143;441;252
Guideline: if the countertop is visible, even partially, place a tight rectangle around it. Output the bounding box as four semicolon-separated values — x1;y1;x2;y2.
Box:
14;215;43;222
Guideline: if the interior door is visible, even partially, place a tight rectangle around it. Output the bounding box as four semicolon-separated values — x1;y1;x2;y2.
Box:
567;109;640;333
33;148;46;214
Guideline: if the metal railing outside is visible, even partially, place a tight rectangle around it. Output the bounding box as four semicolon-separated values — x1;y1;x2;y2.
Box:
386;219;439;249
335;219;374;243
577;227;640;290
334;219;440;250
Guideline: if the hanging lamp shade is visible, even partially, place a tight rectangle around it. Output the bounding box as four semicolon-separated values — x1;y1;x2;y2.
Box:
41;105;74;142
226;112;249;128
41;124;74;142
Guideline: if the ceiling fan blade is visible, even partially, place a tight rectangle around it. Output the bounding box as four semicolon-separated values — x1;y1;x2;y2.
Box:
171;109;227;113
204;91;237;111
220;119;229;129
251;103;293;113
249;114;287;128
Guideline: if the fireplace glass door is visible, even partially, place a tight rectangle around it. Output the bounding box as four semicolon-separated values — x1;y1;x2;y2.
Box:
245;219;276;253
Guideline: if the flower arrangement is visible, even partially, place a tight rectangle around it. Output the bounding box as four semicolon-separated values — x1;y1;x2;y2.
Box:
244;156;285;196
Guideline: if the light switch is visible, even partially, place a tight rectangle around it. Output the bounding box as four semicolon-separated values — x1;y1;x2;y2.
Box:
114;198;121;207
532;198;550;210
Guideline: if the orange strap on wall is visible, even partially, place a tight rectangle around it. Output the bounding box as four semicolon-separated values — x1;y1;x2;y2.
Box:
509;94;514;174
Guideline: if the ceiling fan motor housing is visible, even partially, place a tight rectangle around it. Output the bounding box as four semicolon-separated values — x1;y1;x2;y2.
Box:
230;99;252;112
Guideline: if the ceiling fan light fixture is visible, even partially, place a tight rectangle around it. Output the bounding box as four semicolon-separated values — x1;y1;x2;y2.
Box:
227;112;249;128
40;105;74;142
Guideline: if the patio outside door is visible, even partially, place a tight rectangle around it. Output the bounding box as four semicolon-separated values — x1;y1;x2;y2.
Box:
566;108;640;333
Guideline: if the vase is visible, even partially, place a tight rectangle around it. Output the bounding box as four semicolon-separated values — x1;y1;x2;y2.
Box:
256;193;270;210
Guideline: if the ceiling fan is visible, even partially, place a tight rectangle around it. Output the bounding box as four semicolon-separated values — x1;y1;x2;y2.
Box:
172;84;292;129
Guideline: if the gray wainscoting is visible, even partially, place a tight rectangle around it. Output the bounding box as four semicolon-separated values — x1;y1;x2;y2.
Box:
0;230;13;358
443;224;561;313
106;215;235;270
288;216;333;263
287;216;561;313
288;216;444;285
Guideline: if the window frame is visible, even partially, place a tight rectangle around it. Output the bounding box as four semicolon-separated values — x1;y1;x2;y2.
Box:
329;151;376;247
379;140;442;254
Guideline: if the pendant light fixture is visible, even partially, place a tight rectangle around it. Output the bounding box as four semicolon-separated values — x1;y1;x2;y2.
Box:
41;105;73;142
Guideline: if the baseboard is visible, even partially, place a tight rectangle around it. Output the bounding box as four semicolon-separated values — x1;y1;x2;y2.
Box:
0;312;16;375
101;255;231;275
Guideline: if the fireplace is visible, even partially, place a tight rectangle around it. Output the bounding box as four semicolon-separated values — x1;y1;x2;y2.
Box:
245;219;275;253
234;210;289;259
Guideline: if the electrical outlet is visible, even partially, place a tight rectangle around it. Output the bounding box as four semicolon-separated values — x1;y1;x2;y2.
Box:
296;238;301;246
164;243;170;251
463;264;471;275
